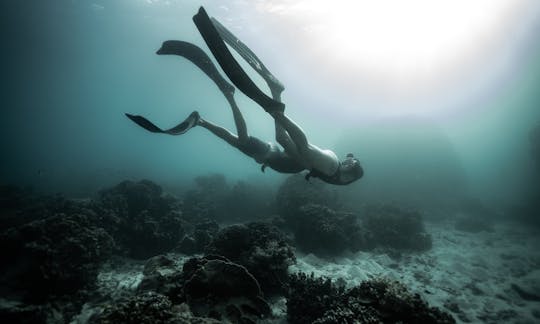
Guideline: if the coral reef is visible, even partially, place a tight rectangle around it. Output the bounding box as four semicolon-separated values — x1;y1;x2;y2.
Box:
0;186;94;231
91;292;220;324
0;301;48;324
182;174;229;222
0;185;38;231
275;174;339;218
177;219;219;254
287;272;455;324
286;272;345;323
0;179;285;322
92;292;177;324
183;174;272;223
137;255;185;303
183;256;271;322
206;222;296;294
347;278;455;323
290;203;364;256
362;203;432;251
274;178;434;256
0;213;114;302
93;180;184;259
0;297;90;324
137;255;273;323
4;176;521;323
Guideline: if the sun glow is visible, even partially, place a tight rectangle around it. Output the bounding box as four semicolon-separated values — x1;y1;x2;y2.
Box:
256;0;531;96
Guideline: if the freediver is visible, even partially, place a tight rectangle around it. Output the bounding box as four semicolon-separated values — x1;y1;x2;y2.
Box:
126;7;364;185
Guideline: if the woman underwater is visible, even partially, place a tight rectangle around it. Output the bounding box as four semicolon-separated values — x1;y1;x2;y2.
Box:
126;7;363;185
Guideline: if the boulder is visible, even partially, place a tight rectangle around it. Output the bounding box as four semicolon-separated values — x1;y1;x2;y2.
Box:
206;222;295;294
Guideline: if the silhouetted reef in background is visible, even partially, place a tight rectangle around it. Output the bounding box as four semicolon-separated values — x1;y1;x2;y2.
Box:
3;172;537;323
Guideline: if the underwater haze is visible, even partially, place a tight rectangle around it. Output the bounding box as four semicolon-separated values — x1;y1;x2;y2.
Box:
3;1;540;323
2;0;540;208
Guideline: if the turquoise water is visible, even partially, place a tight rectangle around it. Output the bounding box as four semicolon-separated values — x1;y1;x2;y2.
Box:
2;0;539;213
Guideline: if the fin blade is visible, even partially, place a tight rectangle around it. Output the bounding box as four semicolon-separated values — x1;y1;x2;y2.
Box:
125;113;166;133
211;17;285;100
193;7;284;112
157;40;235;98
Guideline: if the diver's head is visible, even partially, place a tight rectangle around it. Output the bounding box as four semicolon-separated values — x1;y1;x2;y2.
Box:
338;153;364;184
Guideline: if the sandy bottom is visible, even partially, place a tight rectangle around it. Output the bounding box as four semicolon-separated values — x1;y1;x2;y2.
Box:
291;220;540;323
84;220;540;323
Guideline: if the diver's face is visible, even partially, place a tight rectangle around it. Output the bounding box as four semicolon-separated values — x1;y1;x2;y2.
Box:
339;157;363;184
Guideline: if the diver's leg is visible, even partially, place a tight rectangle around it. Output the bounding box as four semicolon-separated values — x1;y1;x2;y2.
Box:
271;112;309;155
272;112;339;174
274;121;303;162
225;96;248;142
198;118;241;148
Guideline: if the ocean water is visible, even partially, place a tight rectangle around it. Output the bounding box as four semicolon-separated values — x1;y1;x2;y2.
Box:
1;1;540;323
2;1;540;200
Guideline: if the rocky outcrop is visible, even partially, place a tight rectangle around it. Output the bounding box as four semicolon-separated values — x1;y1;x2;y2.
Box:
0;213;114;302
287;272;455;324
206;222;295;294
362;203;432;251
290;204;364;256
93;180;184;259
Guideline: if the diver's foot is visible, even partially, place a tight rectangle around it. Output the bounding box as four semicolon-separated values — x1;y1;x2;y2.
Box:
167;111;200;135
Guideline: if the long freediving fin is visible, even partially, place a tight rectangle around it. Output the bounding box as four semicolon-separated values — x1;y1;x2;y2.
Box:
156;40;235;100
193;7;285;113
211;17;285;101
125;111;200;135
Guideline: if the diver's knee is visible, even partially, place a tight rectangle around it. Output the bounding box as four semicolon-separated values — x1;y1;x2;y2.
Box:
275;134;289;148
